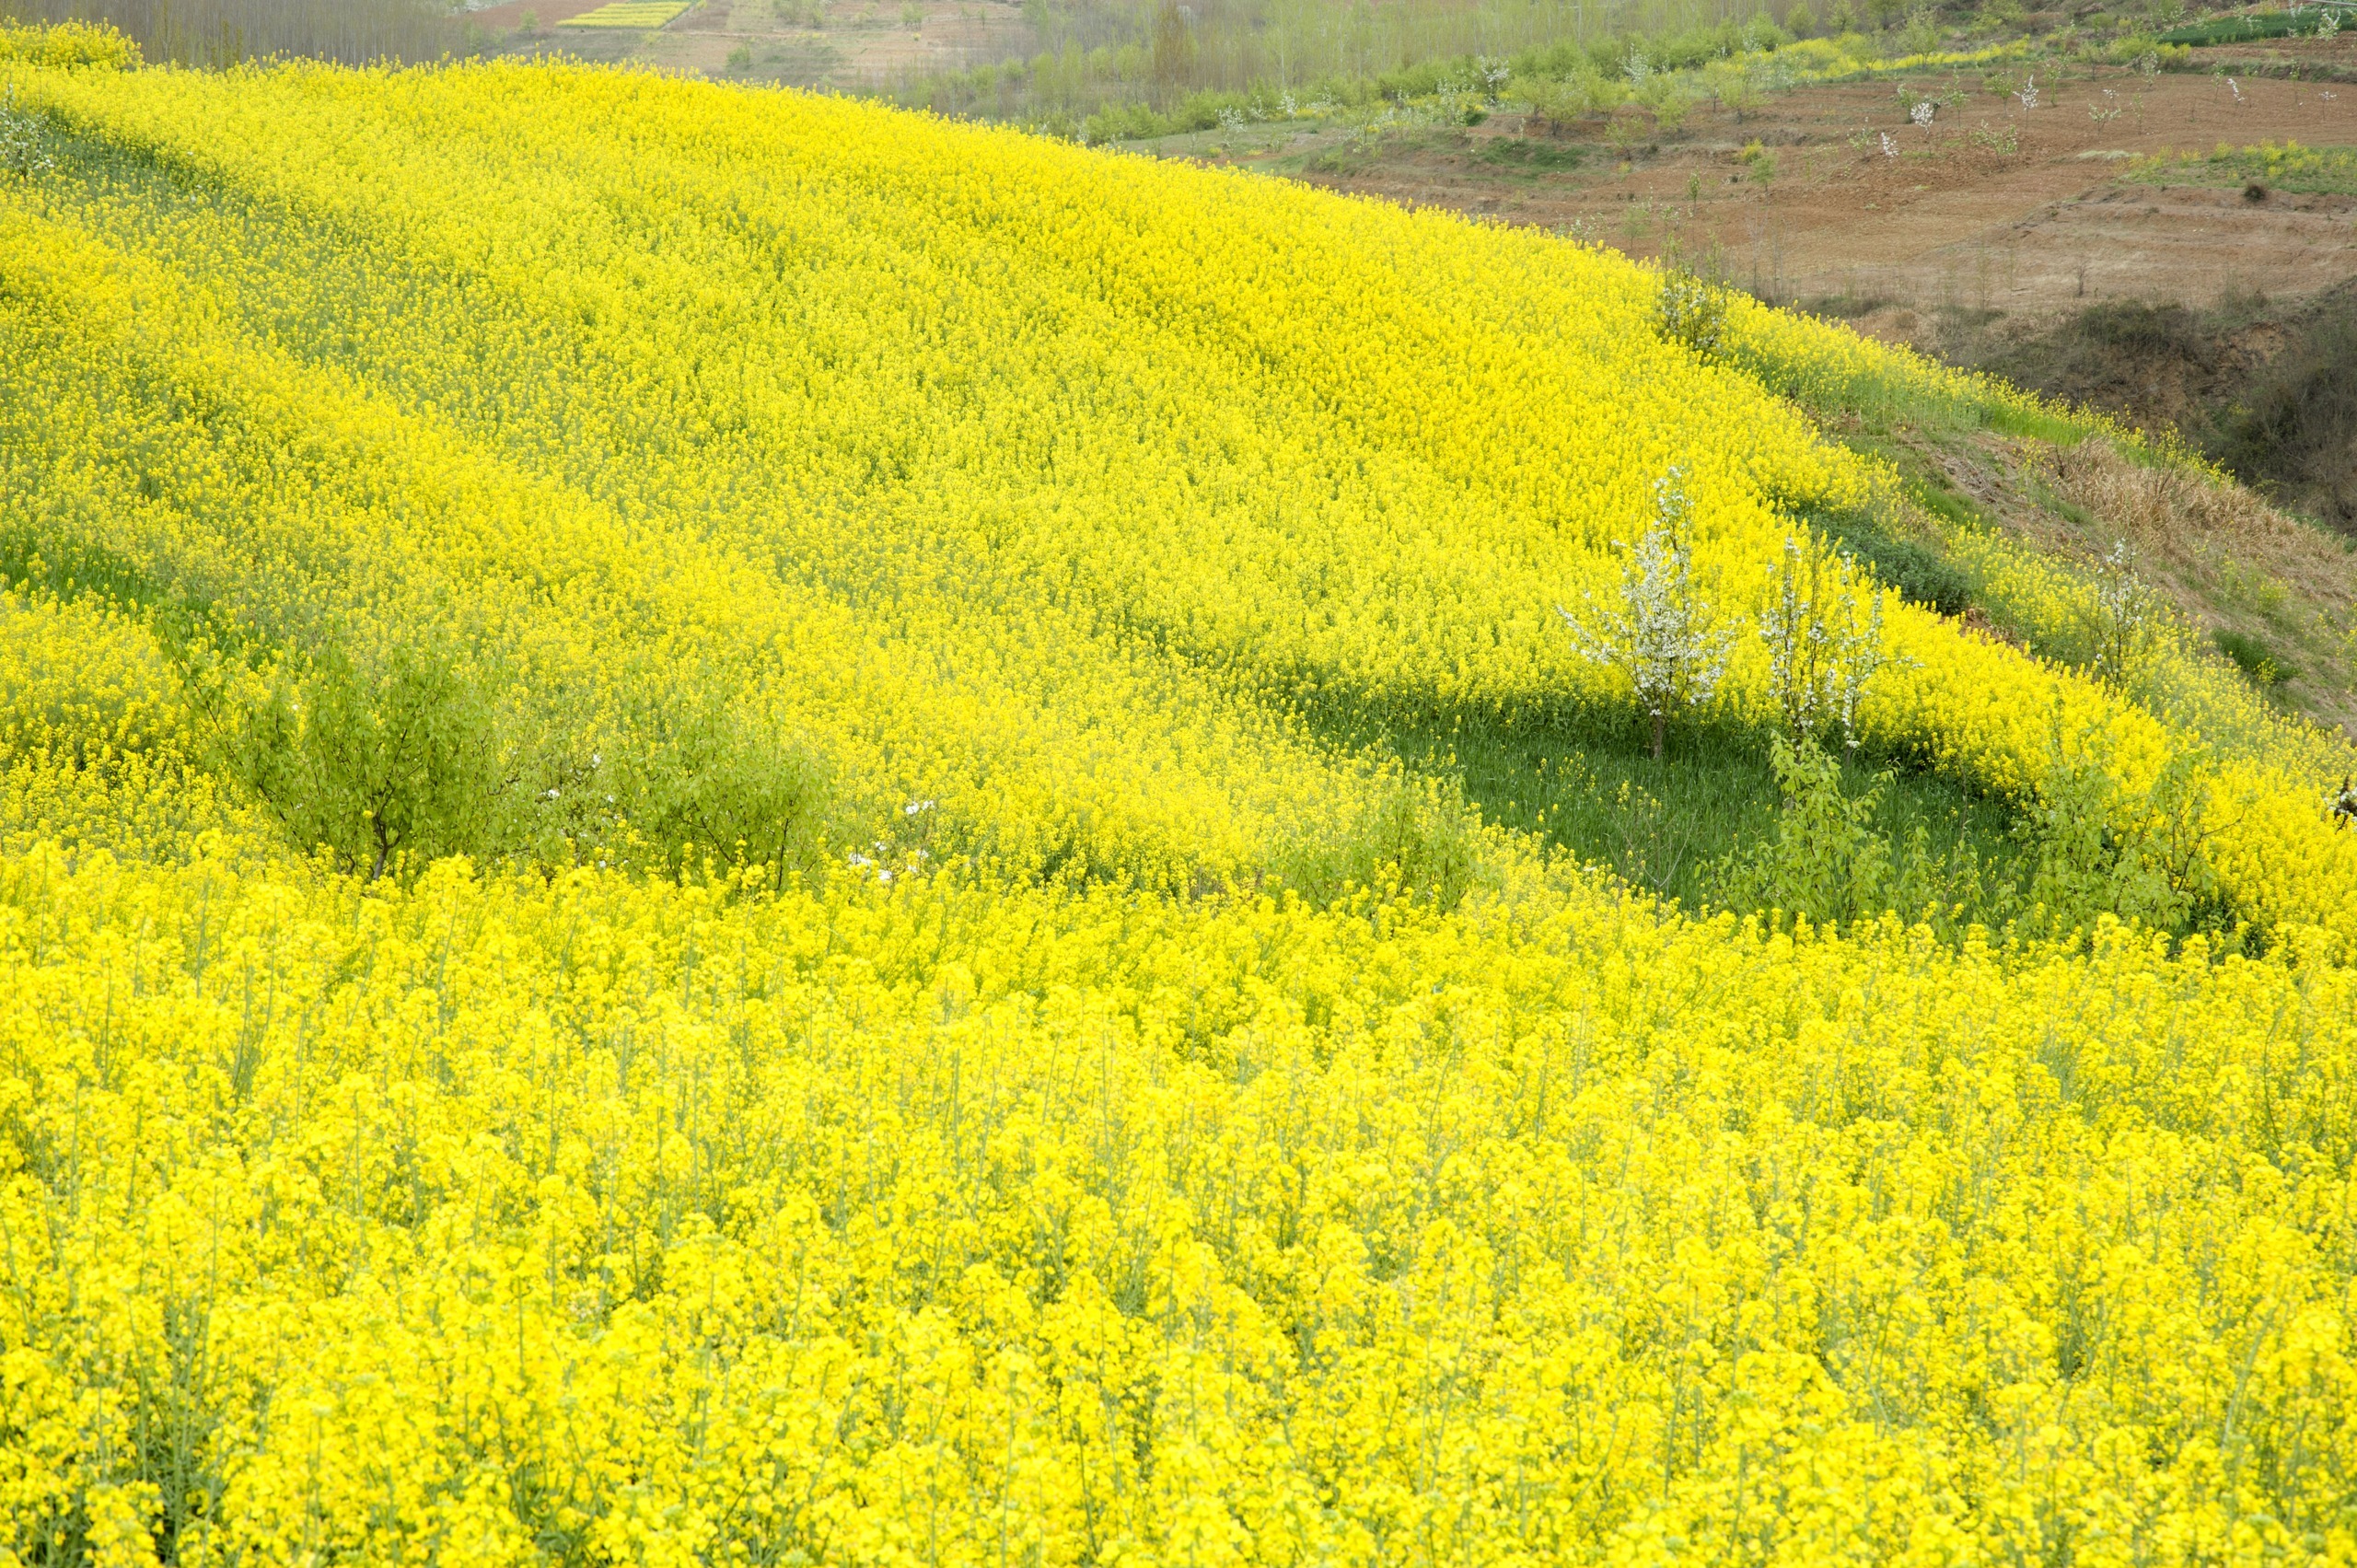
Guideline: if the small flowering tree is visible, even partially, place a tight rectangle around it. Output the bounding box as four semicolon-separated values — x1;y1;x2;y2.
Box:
1560;468;1736;760
1759;534;1890;756
1655;269;1727;361
2085;539;2159;689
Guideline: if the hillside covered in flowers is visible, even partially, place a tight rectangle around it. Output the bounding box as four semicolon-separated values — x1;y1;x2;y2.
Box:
6;24;2357;1564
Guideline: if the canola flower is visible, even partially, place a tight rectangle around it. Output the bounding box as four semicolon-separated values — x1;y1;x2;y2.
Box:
2125;139;2357;196
5;34;2357;1564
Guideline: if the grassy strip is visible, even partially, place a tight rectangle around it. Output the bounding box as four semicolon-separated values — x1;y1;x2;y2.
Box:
2124;139;2357;196
2157;9;2351;45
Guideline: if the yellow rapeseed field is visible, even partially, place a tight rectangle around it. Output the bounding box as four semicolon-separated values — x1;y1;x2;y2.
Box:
6;34;2357;1566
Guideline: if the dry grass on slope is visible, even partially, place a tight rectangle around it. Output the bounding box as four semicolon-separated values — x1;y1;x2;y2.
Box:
2044;441;2357;738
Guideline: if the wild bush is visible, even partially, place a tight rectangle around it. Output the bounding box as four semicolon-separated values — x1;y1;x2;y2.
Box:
219;647;508;881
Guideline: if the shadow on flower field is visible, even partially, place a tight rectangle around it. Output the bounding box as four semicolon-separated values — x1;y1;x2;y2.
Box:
1295;694;2032;924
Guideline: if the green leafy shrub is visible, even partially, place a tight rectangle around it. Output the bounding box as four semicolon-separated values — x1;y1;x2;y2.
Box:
1712;735;2000;932
223;647;507;881
624;696;834;888
1797;503;1980;618
2015;718;2226;937
1274;773;1491;911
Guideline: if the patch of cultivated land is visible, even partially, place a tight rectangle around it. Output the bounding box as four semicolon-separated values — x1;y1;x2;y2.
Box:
1191;39;2357;316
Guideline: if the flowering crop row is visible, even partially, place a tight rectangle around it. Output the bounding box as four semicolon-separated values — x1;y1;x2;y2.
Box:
556;3;691;29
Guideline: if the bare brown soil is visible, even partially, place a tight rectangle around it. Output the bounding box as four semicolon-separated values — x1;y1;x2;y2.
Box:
1241;43;2357;319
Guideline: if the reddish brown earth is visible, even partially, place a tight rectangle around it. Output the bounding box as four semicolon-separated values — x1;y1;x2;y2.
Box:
1234;41;2357;320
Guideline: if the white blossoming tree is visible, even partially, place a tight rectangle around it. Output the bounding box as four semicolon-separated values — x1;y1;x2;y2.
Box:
1655;268;1727;361
1759;533;1890;756
2086;539;2160;690
1559;468;1736;760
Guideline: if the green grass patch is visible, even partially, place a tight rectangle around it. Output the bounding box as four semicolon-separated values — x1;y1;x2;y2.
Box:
1799;293;1899;320
1294;691;2035;935
1437;712;2027;918
2155;9;2340;44
1304;143;1385;175
2213;627;2297;688
1806;499;1980;617
1475;137;1588;172
1983;400;2096;445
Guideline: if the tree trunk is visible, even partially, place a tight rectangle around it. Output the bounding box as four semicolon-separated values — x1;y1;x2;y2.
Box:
1651;710;1666;761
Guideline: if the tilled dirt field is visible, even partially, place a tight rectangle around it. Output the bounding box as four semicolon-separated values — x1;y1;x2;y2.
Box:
1209;41;2357;319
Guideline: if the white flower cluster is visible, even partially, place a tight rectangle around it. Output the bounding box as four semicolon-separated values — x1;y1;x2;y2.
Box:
2087;540;2159;688
1558;469;1736;758
2016;75;2039;110
847;800;938;882
1655;269;1727;360
1910;99;1935;129
1759;535;1889;756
